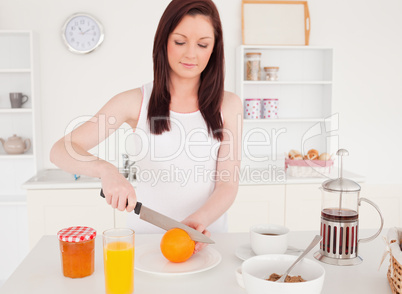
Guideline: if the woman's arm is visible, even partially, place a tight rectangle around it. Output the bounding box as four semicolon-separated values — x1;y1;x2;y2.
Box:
182;91;243;251
49;88;142;212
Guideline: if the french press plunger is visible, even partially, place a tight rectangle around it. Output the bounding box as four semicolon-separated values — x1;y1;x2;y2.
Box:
314;149;384;266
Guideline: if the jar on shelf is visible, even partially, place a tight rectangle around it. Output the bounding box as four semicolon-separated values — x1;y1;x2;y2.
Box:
245;52;261;81
57;226;96;278
244;99;261;119
262;98;279;119
264;67;279;81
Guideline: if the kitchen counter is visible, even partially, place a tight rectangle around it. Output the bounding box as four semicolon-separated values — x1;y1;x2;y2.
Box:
22;168;365;190
0;230;390;294
22;169;104;190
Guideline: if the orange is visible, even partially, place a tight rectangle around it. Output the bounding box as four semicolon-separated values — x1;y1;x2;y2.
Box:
160;228;195;263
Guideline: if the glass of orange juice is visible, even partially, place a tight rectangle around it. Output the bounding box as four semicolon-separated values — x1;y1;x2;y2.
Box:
103;228;135;294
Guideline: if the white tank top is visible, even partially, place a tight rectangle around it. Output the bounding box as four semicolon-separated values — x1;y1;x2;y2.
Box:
127;82;228;233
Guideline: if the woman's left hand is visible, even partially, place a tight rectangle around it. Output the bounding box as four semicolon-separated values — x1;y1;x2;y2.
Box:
181;219;211;254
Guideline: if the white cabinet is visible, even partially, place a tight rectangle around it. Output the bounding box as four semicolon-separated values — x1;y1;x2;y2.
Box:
0;31;41;197
26;189;114;248
0;200;29;282
236;46;335;169
0;30;40;284
227;185;285;232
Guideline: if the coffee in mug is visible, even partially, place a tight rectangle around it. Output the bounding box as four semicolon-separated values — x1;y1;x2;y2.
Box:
250;224;289;255
9;93;29;108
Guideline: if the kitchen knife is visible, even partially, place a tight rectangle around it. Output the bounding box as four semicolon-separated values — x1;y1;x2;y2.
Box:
100;189;214;244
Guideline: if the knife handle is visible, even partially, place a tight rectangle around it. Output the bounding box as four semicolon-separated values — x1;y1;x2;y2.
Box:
100;189;141;215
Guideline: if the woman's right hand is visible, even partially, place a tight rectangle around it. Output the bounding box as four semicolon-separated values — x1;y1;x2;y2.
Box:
100;167;137;212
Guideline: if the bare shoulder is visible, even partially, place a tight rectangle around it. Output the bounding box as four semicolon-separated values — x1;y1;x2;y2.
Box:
221;91;242;116
107;87;143;126
111;87;142;108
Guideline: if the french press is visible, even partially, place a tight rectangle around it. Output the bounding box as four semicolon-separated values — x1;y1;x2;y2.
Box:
314;149;384;266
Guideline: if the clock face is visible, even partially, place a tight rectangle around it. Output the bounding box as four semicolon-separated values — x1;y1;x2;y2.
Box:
62;13;104;54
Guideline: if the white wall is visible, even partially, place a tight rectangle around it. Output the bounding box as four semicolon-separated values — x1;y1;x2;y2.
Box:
0;0;401;185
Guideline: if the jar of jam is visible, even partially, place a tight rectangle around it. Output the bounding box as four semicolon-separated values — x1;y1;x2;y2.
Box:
57;226;96;278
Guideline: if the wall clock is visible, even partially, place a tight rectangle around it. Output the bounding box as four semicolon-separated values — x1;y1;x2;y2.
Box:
62;13;104;54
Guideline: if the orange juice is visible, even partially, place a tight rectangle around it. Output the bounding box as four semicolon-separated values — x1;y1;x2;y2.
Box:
103;241;134;294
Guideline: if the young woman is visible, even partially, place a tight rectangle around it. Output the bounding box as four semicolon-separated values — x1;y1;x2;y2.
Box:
50;0;242;252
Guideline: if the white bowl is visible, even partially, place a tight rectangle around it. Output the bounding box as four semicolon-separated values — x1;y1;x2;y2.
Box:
242;254;325;294
235;266;245;288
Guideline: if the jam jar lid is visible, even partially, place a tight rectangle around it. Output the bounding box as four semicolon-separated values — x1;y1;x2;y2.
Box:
57;226;97;243
321;149;361;193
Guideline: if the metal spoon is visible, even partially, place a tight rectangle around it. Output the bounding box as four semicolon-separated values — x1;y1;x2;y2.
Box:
276;235;322;283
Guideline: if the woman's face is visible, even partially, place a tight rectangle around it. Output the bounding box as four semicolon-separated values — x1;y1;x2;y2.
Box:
167;14;215;80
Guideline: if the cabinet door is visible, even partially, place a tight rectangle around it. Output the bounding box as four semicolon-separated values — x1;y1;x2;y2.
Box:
227;185;285;232
0;203;29;281
27;189;114;248
285;184;321;231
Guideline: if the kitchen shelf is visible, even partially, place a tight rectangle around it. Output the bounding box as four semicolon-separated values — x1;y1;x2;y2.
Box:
0;154;34;159
0;194;26;202
0;108;32;114
244;118;327;123
240;45;332;50
0;30;40;202
237;45;335;164
0;69;31;73
243;81;332;85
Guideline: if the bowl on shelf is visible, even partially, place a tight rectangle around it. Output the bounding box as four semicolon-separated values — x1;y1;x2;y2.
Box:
242;254;325;294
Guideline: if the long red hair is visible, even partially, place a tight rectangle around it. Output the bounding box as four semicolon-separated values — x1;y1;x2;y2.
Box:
148;0;224;141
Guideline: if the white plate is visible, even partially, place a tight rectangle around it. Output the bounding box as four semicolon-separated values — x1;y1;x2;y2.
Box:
135;244;222;275
235;244;301;261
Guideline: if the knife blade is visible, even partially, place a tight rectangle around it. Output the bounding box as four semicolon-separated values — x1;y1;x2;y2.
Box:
100;189;214;244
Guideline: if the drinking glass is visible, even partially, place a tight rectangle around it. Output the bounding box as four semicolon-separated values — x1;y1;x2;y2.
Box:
103;228;135;294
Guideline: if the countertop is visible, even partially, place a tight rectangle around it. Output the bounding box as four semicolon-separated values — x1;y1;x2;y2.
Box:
0;230;390;294
22;168;365;190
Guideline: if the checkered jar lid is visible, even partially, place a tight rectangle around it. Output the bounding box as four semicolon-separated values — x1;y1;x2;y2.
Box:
57;226;97;243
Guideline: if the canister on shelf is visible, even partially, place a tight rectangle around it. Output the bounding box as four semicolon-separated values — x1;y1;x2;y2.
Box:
264;67;279;81
245;52;261;81
262;98;279;119
57;226;96;278
244;99;261;119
